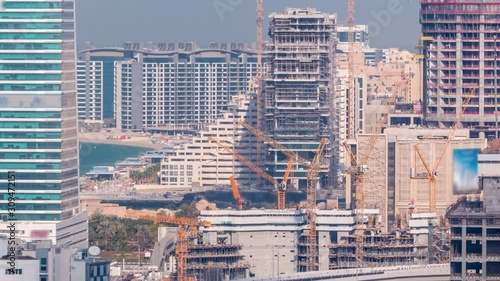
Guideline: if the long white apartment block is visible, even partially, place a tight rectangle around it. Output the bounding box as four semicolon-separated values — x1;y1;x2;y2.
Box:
112;47;257;130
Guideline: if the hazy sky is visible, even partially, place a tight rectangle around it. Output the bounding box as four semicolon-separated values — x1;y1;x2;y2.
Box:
76;0;421;51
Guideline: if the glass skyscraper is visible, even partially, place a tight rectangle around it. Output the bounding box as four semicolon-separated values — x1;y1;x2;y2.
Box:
0;0;86;247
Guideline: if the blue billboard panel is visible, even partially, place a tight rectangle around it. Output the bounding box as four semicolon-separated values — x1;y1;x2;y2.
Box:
453;148;481;195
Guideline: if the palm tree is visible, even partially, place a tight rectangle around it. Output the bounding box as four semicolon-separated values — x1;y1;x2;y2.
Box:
99;220;121;250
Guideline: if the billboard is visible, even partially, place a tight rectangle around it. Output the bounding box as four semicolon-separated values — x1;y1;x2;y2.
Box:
453;148;481;195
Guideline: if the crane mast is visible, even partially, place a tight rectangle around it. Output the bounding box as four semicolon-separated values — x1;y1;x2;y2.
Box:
412;86;476;212
341;81;403;268
256;0;264;173
305;138;328;271
348;0;355;138
126;210;211;281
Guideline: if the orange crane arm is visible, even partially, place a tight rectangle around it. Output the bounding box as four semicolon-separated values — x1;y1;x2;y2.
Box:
414;144;433;178
127;209;200;226
230;176;244;210
230;176;242;201
281;158;294;184
126;209;211;281
127;210;211;228
433;86;476;172
208;136;280;187
238;120;311;168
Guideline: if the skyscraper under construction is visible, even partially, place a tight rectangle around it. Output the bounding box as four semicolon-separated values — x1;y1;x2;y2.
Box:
421;0;500;138
264;8;336;189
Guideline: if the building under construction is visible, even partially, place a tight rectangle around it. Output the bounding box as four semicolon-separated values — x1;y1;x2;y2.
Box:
420;0;500;137
330;231;428;269
186;244;251;281
265;8;336;189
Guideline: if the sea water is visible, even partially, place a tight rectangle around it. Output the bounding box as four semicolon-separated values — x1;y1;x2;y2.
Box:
79;142;149;175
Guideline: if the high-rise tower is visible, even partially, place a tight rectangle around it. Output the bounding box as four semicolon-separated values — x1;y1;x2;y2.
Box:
0;0;87;248
421;0;500;138
265;8;336;190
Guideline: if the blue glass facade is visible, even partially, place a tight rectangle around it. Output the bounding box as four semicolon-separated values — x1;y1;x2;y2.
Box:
0;0;79;222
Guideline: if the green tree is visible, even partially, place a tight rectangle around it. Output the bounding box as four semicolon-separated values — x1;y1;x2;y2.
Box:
175;203;199;218
88;212;158;252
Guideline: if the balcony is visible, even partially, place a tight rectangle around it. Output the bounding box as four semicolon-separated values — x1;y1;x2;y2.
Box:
440;83;456;89
463;46;481;52
462;56;480;60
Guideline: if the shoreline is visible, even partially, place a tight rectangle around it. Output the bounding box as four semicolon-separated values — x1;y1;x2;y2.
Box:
79;134;164;150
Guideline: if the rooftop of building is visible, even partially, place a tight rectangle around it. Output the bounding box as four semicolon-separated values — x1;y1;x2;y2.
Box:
446;198;489;218
0;255;37;260
86;166;114;176
116;157;145;166
79;42;258;58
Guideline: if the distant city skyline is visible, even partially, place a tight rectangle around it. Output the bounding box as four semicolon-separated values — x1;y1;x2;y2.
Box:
76;0;421;51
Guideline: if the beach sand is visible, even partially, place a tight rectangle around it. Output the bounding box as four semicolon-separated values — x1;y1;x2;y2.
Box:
78;132;164;150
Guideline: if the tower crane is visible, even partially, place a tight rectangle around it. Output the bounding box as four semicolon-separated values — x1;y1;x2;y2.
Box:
238;120;315;168
126;210;211;281
208;136;293;209
342;81;403;267
238;120;328;271
305;137;328;271
410;86;476;213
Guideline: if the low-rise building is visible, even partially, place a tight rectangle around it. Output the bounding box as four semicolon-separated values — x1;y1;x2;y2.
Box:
199;208;379;277
0;255;39;281
71;255;111;281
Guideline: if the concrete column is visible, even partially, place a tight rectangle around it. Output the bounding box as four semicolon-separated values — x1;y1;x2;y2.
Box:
482;218;487;280
479;15;485;125
462;218;467;281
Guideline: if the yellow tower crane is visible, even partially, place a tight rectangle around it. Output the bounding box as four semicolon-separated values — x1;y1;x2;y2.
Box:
238;120;328;271
305;138;328;271
411;86;476;213
208;136;293;210
342;81;403;267
126;210;211;281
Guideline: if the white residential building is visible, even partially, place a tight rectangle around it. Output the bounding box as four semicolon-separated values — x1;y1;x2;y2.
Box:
113;48;257;130
77;60;104;123
160;94;262;191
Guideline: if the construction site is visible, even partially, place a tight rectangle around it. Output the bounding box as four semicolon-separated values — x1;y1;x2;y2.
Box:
117;1;482;280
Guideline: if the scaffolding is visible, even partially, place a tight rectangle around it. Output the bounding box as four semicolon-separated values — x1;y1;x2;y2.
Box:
266;8;336;189
329;232;428;270
186;244;251;281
